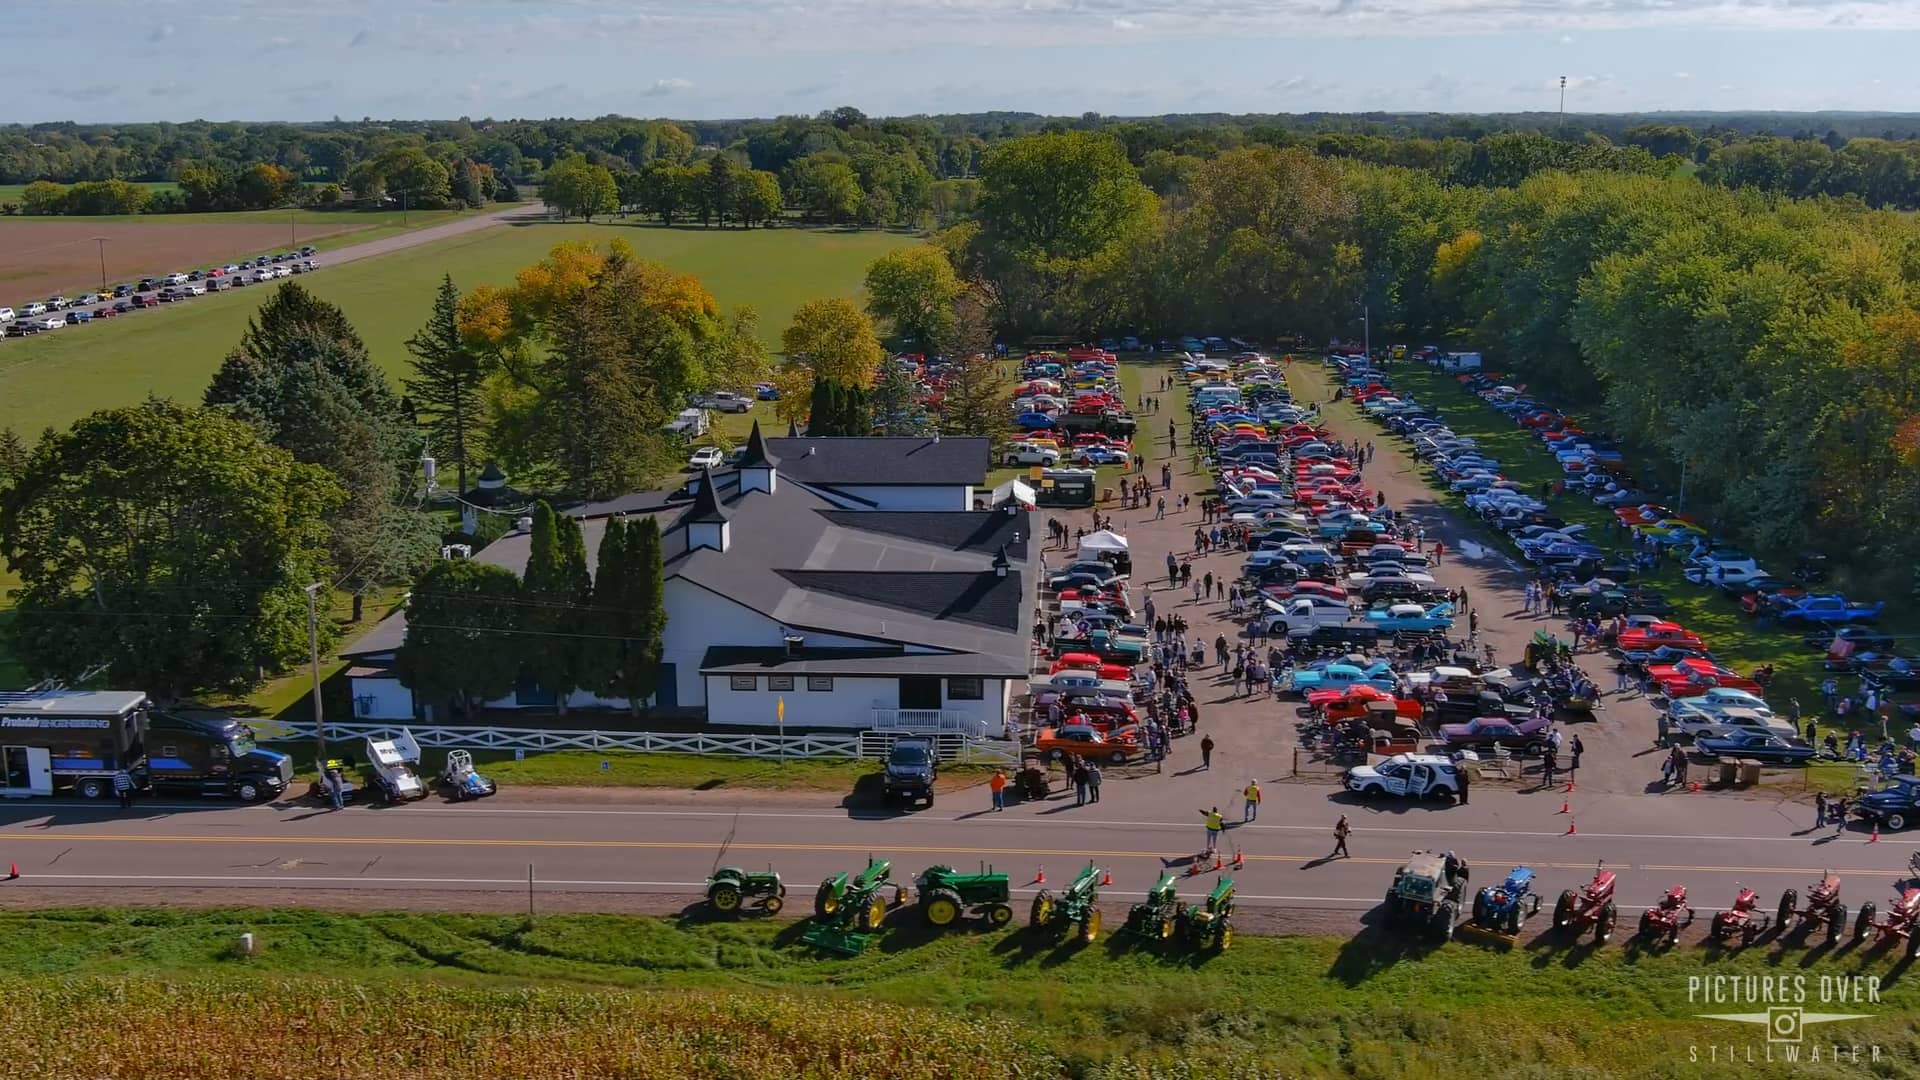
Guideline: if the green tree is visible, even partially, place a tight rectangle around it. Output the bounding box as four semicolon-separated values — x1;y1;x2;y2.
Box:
635;159;685;223
238;282;369;365
542;153;618;221
706;155;737;227
868;357;931;436
235;162;297;208
782;297;884;389
864;245;963;351
0;400;342;699
807;378;871;436
19;181;66;215
519;501;594;715
0;428;26;485
404;275;490;493
935;353;1009;451
732;168;783;227
396;559;524;717
594;517;668;715
787;156;861;222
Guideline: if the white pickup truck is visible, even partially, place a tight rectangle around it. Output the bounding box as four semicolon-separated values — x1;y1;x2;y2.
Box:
1261;595;1354;635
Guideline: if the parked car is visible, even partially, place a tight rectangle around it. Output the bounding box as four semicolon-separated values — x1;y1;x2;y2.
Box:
687;446;725;470
1852;776;1920;832
18;302;47;317
1002;442;1061;467
1437;715;1552;752
1346;753;1462;799
1777;595;1886;625
1692;731;1815;764
1035;723;1138;764
694;392;753;413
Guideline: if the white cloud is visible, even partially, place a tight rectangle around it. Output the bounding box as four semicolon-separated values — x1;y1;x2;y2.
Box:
1558;34;1574;44
1674;71;1693;79
1113;17;1141;30
645;77;694;96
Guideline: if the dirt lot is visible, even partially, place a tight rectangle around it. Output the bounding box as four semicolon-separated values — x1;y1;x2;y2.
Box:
0;219;363;303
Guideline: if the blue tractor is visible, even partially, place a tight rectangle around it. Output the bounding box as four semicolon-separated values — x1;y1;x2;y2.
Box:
1469;866;1543;935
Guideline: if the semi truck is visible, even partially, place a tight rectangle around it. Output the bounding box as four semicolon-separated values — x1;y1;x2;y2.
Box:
0;690;291;801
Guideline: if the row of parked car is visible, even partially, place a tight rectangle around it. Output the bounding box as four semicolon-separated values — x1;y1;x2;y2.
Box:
3;246;320;339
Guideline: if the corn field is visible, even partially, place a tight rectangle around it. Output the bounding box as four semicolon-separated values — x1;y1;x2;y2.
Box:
0;978;1059;1080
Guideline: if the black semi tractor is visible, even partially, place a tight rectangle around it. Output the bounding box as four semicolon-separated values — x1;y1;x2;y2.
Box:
0;690;291;801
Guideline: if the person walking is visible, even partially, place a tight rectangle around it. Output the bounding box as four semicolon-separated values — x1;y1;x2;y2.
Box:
989;769;1007;812
1243;780;1262;822
1200;733;1215;770
1072;759;1089;807
1569;734;1584;778
112;766;134;811
1541;746;1558;789
1200;806;1224;854
1332;814;1351;858
1087;762;1103;804
1814;790;1828;830
1457;765;1470;805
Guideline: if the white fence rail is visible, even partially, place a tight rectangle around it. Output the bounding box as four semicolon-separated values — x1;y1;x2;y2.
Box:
266;721;1018;765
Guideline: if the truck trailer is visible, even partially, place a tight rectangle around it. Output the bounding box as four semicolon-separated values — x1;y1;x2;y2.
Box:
0;690;290;801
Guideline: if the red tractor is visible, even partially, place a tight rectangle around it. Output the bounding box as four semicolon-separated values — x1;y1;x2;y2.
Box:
1778;873;1847;945
1710;886;1772;945
1852;883;1920;957
1637;884;1694;948
1552;861;1619;944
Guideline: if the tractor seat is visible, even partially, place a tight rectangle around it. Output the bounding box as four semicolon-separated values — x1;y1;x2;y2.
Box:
1814;876;1840;899
1588;869;1616;895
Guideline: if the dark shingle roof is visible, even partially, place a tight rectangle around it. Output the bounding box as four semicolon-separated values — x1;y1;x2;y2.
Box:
681;468;729;525
738;420;779;468
773;570;1022;630
816;509;1031;559
764;437;988;486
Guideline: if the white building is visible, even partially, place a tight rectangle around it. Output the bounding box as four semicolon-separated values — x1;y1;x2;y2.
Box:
343;425;1030;736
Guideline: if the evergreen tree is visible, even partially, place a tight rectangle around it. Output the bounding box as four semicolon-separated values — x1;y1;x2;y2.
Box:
519;501;594;715
0;427;26;486
869;360;931;436
396;559;524;718
595;517;669;715
938;354;1011;452
404;275;489;493
807;379;873;436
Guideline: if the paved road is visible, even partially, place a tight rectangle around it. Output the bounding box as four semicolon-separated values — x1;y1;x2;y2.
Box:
2;780;1914;921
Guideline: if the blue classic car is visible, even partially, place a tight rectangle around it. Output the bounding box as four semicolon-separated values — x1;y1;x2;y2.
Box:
1692;731;1815;765
1288;661;1397;694
1852;776;1920;832
1365;602;1456;633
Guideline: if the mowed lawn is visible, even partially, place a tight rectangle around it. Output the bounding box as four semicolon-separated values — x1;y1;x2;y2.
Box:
0;222;914;438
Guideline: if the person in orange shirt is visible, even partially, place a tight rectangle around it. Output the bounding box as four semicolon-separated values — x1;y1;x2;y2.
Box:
989;770;1007;812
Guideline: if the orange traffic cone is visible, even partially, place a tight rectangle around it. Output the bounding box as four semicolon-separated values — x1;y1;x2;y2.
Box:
1185;861;1203;877
1558;799;1570;815
1565;818;1577;836
1689;780;1701;793
1213;852;1224;872
1564;779;1576;794
5;863;15;880
1034;865;1046;884
1870;824;1880;844
1101;868;1113;886
1231;849;1245;869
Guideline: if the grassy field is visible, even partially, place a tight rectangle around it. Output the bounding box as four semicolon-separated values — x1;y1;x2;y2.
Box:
1299;361;1918;769
0;222;912;439
1;906;1915;1079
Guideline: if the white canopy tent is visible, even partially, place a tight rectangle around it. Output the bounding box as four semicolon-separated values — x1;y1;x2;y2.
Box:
1077;529;1129;560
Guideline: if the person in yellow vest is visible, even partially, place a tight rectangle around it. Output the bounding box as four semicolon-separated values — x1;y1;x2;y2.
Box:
1200;806;1224;854
1242;780;1261;822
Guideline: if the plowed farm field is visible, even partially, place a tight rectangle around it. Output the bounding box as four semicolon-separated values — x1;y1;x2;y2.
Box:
0;219;365;302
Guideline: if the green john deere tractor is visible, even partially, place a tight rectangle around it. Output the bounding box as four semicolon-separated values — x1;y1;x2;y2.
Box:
1030;863;1105;944
1182;876;1235;950
916;864;1015;931
803;858;904;955
703;866;785;916
1124;873;1186;942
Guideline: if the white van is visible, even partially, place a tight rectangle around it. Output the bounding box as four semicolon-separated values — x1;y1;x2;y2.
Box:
0;307;14;323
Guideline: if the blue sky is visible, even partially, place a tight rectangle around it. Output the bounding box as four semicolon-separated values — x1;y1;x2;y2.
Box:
6;1;1920;123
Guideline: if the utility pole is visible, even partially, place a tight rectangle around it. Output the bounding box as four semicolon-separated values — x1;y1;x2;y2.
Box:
304;582;327;766
1559;76;1567;130
1362;304;1371;359
92;237;108;293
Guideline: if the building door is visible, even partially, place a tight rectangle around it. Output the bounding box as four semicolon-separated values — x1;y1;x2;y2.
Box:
654;664;678;708
899;676;941;711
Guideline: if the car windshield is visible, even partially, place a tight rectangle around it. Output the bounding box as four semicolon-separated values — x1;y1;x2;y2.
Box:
228;729;257;756
891;746;929;765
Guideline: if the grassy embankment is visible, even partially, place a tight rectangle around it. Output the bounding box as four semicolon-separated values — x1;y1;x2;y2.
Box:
1;906;1915;1079
1300;361;1918;792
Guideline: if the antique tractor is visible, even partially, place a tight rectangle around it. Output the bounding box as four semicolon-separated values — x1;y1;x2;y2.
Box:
1124;873;1186;943
1637;884;1694;948
802;858;907;955
1710;886;1772;945
1181;876;1235;951
1383;850;1467;941
915;864;1014;931
704;866;786;917
1852;883;1920;956
1778;872;1847;945
1552;861;1620;944
1468;866;1543;936
1031;863;1105;944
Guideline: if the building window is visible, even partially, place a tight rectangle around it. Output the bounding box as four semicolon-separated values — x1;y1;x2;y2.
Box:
768;675;795;691
948;677;984;701
730;675;757;692
807;675;834;692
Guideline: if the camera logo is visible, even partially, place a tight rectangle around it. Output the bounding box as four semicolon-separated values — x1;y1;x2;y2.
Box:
1696;1007;1870;1045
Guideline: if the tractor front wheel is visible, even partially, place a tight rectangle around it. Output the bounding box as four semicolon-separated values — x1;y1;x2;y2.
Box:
1080;908;1102;944
1030;891;1055;929
1638;910;1655;939
986;903;1013;928
1554;889;1577;929
1855;902;1876;943
1159;916;1175;941
763;894;785;916
1777;889;1797;931
1216;919;1233;951
709;884;743;914
1597;901;1618;944
1472;892;1489;926
923;888;963;928
1827;904;1847;945
1908;928;1920;958
857;894;888;932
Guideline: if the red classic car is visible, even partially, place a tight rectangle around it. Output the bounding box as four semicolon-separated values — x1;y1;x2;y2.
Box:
1648;658;1764;698
1614;503;1686;527
1617;621;1706;653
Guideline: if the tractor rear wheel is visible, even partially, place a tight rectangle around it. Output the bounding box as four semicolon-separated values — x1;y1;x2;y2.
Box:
1908;928;1920;958
1216;919;1233;951
986;903;1013;928
1472;892;1489;926
1505;906;1522;936
1597;901;1618;944
815;882;839;919
1554;890;1576;929
1638;910;1655;939
1159;916;1175;941
1855;903;1876;943
1827;904;1847;945
1435;900;1456;941
1777;889;1797;931
923;888;964;928
1030;891;1055;929
1080;908;1102;944
709;883;743;915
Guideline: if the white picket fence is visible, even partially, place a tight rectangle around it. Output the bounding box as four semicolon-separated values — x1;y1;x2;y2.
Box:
265;721;1020;765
